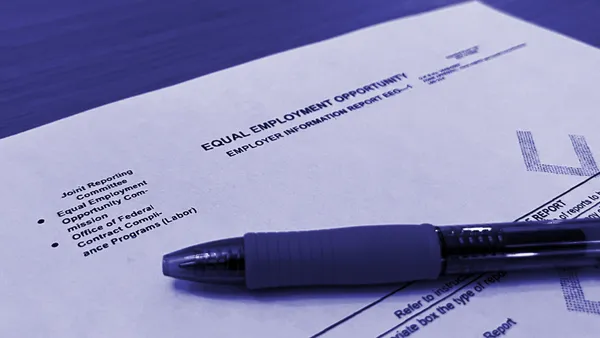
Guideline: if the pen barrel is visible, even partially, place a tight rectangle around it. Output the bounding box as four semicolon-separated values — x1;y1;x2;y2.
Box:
436;219;600;275
243;224;443;289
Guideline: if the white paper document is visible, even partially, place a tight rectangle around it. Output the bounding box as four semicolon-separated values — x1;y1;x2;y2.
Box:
2;2;600;337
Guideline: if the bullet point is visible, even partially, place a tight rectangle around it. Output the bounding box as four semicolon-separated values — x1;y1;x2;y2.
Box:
37;219;45;224
51;242;59;248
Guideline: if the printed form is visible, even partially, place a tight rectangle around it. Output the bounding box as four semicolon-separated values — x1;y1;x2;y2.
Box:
1;2;600;337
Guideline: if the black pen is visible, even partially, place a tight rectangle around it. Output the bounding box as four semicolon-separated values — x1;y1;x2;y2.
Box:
162;218;600;289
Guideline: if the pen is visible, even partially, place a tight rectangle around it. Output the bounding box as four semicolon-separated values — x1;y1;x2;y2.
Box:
161;218;600;289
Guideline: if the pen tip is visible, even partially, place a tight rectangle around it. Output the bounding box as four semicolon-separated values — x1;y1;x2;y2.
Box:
161;238;247;284
162;256;170;277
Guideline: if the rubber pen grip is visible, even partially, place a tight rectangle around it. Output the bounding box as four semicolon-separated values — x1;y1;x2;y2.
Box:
243;224;442;289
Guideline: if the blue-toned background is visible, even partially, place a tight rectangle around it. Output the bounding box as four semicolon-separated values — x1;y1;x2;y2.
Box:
1;0;598;139
2;0;600;322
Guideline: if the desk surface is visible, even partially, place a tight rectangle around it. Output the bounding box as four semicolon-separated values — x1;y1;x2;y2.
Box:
1;0;598;139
